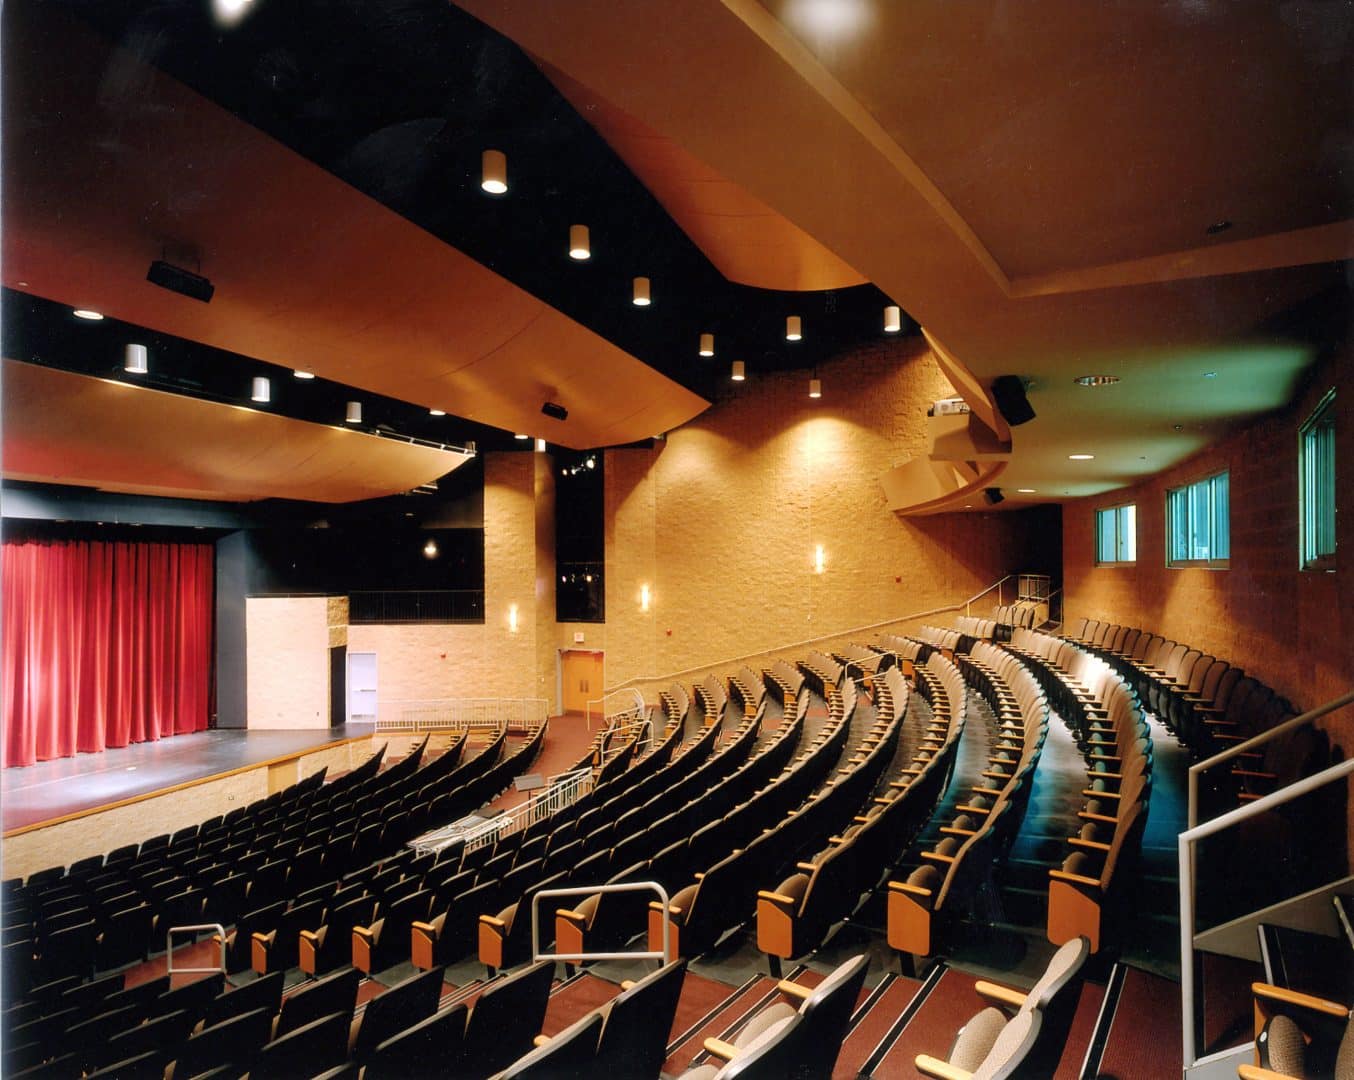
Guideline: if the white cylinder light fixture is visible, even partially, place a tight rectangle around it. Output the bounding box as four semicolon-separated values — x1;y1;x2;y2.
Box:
293;369;315;379
251;376;271;403
569;224;590;260
884;305;902;333
731;360;746;382
699;333;715;357
632;276;651;306
786;315;802;341
429;408;446;416
535;437;547;452
124;343;149;374
809;377;822;399
345;400;362;423
481;149;507;194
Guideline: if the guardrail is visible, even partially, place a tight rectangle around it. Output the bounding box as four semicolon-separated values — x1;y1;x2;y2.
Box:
586;687;646;731
531;881;673;964
409;766;594;856
375;697;547;733
167;923;226;978
1178;688;1354;1072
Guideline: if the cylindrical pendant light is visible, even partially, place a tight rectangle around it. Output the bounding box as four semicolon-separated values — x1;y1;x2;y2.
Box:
124;343;149;374
699;333;714;357
251;376;271;403
481;149;507;194
731;360;746;382
345;400;362;423
632;276;651;306
809;377;822;399
569;224;590;260
786;315;802;341
535;437;547;452
884;305;902;333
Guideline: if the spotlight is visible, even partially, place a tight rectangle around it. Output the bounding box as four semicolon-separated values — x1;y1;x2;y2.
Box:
147;260;214;303
569;225;590;260
481;149;507;194
541;401;568;421
731;360;746;382
251;376;271;403
585;456;596;469
345;401;362;423
293;370;315;379
632;277;651;306
699;333;715;357
124;343;149;374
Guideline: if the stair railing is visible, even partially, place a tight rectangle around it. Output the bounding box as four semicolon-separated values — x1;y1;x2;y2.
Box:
530;881;673;965
1178;688;1354;1071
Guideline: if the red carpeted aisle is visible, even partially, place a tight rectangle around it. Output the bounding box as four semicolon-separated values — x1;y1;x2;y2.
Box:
1097;966;1183;1079
831;975;924;1080
865;968;984;1076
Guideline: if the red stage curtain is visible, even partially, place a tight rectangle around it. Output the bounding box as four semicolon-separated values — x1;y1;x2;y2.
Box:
2;538;213;767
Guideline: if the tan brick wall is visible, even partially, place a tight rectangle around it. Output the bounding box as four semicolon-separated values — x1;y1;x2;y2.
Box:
246;596;332;728
1064;346;1353;740
346;452;545;709
601;340;1052;690
3;739;377;880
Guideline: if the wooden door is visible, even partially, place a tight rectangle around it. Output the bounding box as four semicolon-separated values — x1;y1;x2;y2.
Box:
561;650;605;714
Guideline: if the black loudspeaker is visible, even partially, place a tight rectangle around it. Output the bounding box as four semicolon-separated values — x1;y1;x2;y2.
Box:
541;401;568;421
146;260;214;303
991;375;1035;426
983;488;1005;505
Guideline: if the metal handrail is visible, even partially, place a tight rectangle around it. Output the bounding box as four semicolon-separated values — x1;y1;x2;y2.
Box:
167;923;227;977
376;697;547;733
586;687;645;731
1187;688;1354;828
1175;703;1354;1071
531;881;672;964
964;574;1015;615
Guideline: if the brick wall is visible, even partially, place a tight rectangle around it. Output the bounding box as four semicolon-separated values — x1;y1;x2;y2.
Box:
245;596;332;728
600;339;1059;690
1064;346;1352;750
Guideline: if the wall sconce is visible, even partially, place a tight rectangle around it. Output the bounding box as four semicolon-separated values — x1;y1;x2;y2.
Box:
508;603;519;633
814;544;825;574
640;583;651;612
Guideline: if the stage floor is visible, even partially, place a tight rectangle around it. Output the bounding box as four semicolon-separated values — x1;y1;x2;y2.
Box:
2;725;374;832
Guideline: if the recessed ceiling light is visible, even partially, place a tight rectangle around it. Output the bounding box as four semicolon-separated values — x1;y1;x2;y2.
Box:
429;409;446;416
1017;488;1036;493
16;281;29;287
1073;374;1119;387
514;433;530;440
293;370;315;379
72;308;104;320
1205;220;1232;236
1068;453;1095;460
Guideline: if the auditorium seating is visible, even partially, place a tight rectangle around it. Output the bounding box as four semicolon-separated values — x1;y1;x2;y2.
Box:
1243;982;1353;1080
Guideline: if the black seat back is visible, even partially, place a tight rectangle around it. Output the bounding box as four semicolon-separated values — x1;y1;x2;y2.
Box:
352;966;445;1060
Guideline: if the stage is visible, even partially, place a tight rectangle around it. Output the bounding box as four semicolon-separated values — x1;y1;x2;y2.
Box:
2;725;374;833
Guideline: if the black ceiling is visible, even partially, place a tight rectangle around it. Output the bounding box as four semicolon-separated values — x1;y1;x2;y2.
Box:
15;0;915;442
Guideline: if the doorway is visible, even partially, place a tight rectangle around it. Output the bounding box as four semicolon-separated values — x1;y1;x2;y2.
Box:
347;651;377;722
559;650;605;715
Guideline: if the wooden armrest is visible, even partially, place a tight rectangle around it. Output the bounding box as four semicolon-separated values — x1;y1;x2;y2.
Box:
776;979;812;1002
1068;838;1112;852
1082;788;1121;799
921;851;956;864
758;890;798;906
532;1034;552;1048
251;931;271;944
852;816;872;824
1078;811;1118;824
1252;982;1350;1019
974;980;1027;1010
648;901;683;914
479;914;506;929
795;862;819;872
914;1054;972;1080
352;925;376;943
1049;869;1102;888
694;872;705;881
940;826;976;837
556;909;588;926
955;803;990;816
971;786;1003;797
888;881;932;899
1231;769;1276;780
828;835;849;845
620;979;636;991
704;1037;739;1061
1236;1067;1297;1080
410;921;436;936
298;929;321;944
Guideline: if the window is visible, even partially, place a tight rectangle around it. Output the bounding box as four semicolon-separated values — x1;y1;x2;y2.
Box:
1300;389;1336;570
1095;504;1136;564
1167;471;1229;567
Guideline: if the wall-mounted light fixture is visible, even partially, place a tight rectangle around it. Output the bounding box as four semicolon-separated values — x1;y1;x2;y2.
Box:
508;603;519;633
814;544;825;574
640;583;651;612
884;305;902;333
535;437;547;453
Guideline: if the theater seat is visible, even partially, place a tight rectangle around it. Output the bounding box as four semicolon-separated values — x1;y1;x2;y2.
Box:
1240;983;1353;1080
678;1012;809;1079
914;1008;1042;1080
494;1011;604;1079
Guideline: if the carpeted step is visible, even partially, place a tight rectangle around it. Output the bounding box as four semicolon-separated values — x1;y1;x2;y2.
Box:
1086;965;1182;1080
861;967;985;1077
538;971;623;1037
830;973;925;1079
1052;980;1106;1079
662;972;778;1074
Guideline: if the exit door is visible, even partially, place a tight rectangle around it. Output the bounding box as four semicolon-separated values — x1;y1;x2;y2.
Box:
347;652;377;722
560;650;604;714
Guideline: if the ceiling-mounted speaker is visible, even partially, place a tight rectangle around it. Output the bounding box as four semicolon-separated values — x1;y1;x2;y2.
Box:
147;260;214;303
983;487;1005;505
541;401;568;421
991;375;1035;426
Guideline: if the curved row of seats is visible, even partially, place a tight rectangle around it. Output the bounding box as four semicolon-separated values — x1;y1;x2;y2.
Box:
763;660;807;723
1005;628;1153;955
728;666;766;719
887;644;1047;961
993;602;1040;630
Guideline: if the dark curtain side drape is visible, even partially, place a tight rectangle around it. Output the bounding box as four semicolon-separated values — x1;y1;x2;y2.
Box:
2;538;213;768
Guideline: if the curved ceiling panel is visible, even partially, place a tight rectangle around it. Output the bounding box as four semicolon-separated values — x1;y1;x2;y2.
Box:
2;360;468;504
1;4;708;451
540;63;867;293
